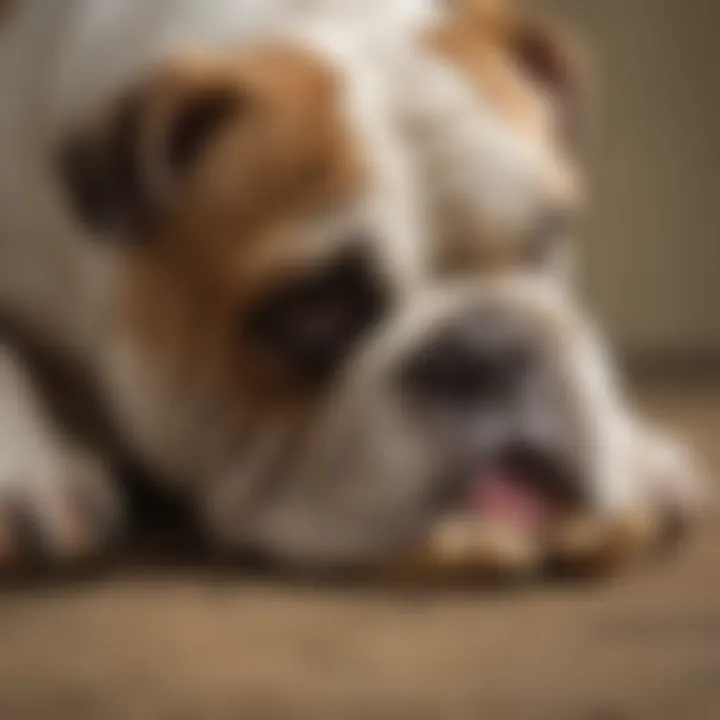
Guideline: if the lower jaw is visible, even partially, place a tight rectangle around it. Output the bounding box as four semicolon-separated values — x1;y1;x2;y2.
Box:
379;506;670;582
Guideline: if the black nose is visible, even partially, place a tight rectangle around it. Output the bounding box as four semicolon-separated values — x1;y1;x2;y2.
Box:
404;308;535;407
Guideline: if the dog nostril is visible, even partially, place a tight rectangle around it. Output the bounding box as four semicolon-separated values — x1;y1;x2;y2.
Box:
404;309;534;407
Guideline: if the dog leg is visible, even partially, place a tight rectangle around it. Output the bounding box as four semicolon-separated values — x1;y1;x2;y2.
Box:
0;342;122;569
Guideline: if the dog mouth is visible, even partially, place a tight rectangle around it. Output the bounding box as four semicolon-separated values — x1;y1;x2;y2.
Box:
380;444;591;577
441;444;583;539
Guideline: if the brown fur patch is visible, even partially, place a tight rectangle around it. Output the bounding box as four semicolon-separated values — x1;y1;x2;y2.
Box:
426;11;552;144
114;46;370;410
432;0;585;140
423;2;582;274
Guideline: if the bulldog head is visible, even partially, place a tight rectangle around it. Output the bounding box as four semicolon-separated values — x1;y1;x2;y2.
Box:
55;8;697;577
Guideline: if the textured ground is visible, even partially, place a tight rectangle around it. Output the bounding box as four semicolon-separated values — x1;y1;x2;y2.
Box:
0;376;717;720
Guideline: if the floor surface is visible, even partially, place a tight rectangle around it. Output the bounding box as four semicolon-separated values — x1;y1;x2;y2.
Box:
0;376;717;719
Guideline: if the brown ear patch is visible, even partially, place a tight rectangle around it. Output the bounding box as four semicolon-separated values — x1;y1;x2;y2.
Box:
429;1;587;145
509;16;588;144
167;89;241;174
57;62;243;239
110;46;373;399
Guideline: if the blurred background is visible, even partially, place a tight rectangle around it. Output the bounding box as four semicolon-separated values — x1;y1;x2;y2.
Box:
531;0;720;367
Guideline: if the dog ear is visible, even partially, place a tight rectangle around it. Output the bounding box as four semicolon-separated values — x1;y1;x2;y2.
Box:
508;15;590;146
57;59;244;241
446;1;590;145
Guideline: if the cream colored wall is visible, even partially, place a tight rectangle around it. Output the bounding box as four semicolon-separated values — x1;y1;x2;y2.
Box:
529;0;720;357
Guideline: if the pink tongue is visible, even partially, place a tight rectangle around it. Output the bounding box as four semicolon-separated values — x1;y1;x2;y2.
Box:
470;470;556;536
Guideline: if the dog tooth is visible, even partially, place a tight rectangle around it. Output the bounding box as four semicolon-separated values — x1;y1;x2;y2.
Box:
471;522;540;574
421;517;543;578
429;516;479;565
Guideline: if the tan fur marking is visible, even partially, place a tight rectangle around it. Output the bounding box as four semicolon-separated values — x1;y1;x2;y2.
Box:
116;46;369;410
423;5;581;274
426;12;551;141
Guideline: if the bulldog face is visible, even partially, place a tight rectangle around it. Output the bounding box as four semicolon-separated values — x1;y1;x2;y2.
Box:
225;273;691;574
56;23;689;574
230;276;644;569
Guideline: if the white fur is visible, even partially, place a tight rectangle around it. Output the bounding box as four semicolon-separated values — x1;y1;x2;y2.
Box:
389;43;548;239
0;344;117;557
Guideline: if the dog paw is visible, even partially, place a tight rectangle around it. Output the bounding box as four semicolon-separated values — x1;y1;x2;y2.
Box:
638;430;705;538
548;429;705;577
0;449;123;570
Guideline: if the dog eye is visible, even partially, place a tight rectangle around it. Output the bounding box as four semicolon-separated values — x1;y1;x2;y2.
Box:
245;247;388;381
526;209;573;268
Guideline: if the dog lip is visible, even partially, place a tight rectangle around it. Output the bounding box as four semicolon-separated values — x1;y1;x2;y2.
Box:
435;441;585;530
494;443;584;508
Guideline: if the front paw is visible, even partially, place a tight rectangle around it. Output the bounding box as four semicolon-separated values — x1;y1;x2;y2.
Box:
0;449;123;570
549;430;706;576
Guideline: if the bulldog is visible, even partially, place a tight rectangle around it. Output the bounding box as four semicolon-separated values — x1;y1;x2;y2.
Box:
0;0;700;575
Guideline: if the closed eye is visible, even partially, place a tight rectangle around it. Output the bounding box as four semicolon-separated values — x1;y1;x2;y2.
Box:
245;245;389;382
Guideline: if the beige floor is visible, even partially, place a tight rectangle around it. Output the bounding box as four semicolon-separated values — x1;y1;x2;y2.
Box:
0;377;718;720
